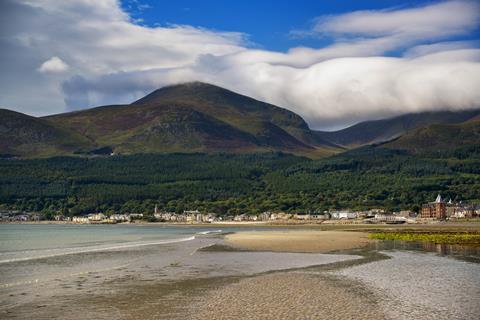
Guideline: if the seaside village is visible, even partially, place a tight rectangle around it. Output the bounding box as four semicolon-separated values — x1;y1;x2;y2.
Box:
1;195;479;224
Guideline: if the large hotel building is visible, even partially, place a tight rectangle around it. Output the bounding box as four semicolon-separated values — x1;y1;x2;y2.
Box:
421;194;447;219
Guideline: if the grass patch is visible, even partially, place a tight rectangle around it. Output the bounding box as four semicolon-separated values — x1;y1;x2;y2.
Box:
369;232;480;245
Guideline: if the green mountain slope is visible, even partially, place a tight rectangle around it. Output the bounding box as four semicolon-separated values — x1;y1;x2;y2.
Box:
1;149;479;215
316;109;480;147
0;109;94;157
3;82;479;158
43;82;338;157
383;119;480;155
133;82;336;147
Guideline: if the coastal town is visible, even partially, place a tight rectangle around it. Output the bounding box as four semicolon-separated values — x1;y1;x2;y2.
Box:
1;195;479;224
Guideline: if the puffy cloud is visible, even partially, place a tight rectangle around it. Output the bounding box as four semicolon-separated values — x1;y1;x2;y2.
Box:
292;0;480;57
38;56;69;73
0;0;479;129
403;40;480;58
313;1;479;39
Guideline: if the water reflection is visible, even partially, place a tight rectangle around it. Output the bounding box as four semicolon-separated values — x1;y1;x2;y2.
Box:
368;240;480;263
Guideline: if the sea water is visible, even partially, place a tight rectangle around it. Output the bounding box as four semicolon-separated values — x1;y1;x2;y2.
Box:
0;224;359;317
1;224;479;320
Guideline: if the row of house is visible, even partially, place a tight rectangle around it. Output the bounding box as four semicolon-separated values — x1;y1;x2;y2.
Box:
3;195;478;223
148;208;409;223
70;213;127;223
154;210;216;223
0;210;41;222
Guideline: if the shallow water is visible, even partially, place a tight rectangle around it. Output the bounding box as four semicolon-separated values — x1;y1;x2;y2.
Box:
367;238;480;262
335;250;480;320
0;224;361;319
0;224;479;319
0;224;208;257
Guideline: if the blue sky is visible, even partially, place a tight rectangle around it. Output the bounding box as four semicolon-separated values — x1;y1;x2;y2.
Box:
1;0;480;129
122;0;480;52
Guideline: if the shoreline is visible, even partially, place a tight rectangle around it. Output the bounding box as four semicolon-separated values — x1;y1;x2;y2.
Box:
3;220;480;227
2;225;479;319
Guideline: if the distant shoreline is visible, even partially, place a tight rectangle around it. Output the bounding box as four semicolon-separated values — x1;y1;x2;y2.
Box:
2;220;480;232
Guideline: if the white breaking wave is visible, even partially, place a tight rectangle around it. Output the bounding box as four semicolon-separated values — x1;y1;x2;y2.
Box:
196;230;223;235
0;236;195;264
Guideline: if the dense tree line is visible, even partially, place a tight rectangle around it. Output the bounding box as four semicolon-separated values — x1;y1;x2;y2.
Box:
0;148;479;216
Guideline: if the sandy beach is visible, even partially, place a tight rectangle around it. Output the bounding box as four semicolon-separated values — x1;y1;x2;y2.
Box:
188;272;385;320
225;230;372;253
2;225;479;320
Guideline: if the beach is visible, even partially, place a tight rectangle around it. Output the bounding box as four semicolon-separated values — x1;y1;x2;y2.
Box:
1;224;479;319
225;230;372;253
188;272;385;320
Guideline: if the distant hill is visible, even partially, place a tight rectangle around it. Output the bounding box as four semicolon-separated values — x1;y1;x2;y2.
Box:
0;109;93;158
1;82;338;158
382;118;480;154
3;82;479;158
44;82;338;157
316;109;480;148
132;82;337;149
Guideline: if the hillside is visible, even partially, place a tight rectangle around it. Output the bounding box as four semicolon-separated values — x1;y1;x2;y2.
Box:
0;109;93;158
41;82;338;157
1;149;479;215
3;82;480;158
383;119;480;155
132;82;337;148
316;109;480;147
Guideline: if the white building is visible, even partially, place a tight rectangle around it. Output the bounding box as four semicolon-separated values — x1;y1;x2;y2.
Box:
72;216;90;223
330;211;357;219
87;213;105;221
110;214;129;222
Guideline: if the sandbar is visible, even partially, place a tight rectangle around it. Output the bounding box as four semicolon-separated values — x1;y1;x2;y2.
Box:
225;230;371;253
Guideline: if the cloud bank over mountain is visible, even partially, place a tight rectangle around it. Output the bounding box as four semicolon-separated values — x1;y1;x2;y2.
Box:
1;0;479;129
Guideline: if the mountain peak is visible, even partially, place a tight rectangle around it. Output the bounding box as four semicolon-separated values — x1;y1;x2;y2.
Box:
132;81;231;105
0;82;337;158
158;81;220;91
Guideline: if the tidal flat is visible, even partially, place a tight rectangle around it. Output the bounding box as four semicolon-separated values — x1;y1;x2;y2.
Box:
0;224;479;319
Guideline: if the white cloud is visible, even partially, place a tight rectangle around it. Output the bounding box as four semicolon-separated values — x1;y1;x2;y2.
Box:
0;0;479;129
403;40;480;58
313;1;479;39
293;0;480;58
38;56;69;73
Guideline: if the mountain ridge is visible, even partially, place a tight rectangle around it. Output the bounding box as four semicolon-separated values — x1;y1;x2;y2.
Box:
2;83;338;157
382;118;480;154
2;82;479;158
315;109;480;147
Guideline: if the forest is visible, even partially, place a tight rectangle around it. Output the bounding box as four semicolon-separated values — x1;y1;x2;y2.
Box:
1;146;479;217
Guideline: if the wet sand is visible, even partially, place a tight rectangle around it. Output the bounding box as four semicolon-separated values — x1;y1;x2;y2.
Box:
66;251;385;320
0;229;367;320
188;272;385;320
3;226;478;320
335;250;480;320
225;230;372;253
182;231;383;319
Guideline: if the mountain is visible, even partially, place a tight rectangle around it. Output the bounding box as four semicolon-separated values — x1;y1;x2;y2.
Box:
316;109;480;148
3;82;479;158
382;118;480;154
132;82;337;149
1;82;338;158
0;109;94;158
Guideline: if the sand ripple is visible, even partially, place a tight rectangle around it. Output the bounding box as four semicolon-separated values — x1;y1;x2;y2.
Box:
188;273;385;320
